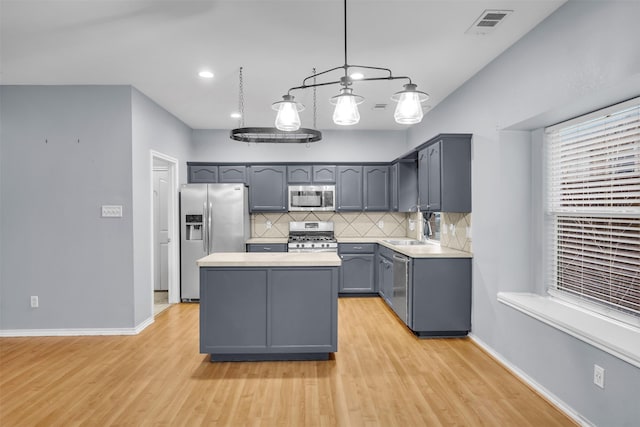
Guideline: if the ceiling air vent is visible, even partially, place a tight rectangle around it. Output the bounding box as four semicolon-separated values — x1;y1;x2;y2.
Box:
466;10;513;35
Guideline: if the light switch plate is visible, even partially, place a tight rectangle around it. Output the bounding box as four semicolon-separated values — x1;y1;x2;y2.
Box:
102;205;123;218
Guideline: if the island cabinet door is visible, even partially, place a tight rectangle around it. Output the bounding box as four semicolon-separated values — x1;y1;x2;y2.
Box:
200;269;268;353
270;268;338;352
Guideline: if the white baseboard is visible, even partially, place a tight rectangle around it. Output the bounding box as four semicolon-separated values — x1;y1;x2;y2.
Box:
469;333;594;427
0;316;154;337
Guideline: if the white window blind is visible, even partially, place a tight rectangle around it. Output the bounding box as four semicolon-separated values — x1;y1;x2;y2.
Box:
546;97;640;320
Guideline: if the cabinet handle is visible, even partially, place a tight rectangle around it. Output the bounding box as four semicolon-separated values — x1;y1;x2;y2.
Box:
353;246;363;249
263;247;271;251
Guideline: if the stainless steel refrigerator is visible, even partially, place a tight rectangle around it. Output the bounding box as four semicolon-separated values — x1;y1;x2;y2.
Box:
180;183;249;300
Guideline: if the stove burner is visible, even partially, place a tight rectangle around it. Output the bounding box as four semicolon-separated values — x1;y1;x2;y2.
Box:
288;221;337;252
288;235;336;243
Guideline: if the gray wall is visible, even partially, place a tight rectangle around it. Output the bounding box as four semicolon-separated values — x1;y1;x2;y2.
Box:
131;88;192;324
406;1;640;425
0;86;192;330
0;86;135;328
192;129;408;162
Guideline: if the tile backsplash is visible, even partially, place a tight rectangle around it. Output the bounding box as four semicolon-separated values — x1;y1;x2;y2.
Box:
251;211;472;253
440;212;472;252
251;212;409;238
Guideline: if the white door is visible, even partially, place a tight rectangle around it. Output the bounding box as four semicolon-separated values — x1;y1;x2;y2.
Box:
153;168;170;291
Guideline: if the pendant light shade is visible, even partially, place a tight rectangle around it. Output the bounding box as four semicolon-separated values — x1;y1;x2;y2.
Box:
391;83;429;125
272;95;304;131
330;88;364;126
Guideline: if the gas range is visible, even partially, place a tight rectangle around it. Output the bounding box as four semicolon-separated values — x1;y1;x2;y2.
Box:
288;221;338;252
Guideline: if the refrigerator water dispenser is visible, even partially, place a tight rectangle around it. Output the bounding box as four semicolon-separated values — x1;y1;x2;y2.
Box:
185;214;203;240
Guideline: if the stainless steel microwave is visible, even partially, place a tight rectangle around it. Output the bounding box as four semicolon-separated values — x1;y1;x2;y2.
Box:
288;185;335;211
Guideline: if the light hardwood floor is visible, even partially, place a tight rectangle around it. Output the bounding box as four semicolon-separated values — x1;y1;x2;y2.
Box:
0;298;576;426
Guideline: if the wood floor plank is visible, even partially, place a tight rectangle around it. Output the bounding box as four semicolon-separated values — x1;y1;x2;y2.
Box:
0;298;577;426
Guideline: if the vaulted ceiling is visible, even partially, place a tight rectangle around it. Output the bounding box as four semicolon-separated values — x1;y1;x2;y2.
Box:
1;0;566;130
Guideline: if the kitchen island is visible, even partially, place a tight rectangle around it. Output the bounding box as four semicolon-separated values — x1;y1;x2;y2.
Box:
197;252;341;362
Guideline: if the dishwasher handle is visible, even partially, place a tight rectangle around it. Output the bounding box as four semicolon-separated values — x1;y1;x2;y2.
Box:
393;254;409;264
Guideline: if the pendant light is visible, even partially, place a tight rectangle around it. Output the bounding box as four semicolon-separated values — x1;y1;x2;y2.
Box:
272;0;429;128
391;83;429;124
272;95;304;131
330;87;364;125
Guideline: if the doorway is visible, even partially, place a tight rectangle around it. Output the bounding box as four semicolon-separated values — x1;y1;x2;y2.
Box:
150;151;179;317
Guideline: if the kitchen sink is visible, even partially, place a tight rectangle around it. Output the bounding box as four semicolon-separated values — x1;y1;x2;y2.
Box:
384;239;430;246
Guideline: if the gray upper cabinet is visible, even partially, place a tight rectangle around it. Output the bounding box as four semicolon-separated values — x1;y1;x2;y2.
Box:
418;134;471;212
391;160;419;212
219;165;247;183
287;165;336;184
287;165;313;184
312;165;336;183
363;165;389;211
189;165;218;183
248;165;287;212
336;165;363;211
421;142;442;211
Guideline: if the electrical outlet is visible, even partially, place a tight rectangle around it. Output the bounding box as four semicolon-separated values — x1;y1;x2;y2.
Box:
30;295;39;308
593;364;605;388
265;220;272;229
377;220;384;229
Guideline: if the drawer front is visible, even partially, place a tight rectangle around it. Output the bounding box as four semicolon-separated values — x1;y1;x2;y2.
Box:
339;243;375;254
378;245;394;259
246;244;288;252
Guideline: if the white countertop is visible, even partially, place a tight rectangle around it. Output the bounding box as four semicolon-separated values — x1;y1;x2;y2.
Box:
197;252;342;267
340;237;472;258
245;236;472;258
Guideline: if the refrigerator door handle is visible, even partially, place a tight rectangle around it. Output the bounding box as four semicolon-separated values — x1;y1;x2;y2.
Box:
208;202;213;253
202;201;208;253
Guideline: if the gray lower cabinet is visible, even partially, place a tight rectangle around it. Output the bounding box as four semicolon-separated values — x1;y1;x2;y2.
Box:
377;247;394;306
338;243;376;294
248;165;287;212
246;243;287;252
200;266;338;361
409;257;471;336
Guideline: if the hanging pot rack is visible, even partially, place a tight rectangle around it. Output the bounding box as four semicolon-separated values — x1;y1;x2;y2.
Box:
229;67;323;143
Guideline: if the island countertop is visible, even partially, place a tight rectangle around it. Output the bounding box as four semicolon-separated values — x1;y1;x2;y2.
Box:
197;252;342;267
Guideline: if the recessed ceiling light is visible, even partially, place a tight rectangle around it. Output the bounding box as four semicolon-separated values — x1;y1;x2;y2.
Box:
350;72;364;80
198;70;214;79
230;112;242;119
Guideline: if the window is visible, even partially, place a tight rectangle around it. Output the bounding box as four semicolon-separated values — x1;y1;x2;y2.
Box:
545;98;640;323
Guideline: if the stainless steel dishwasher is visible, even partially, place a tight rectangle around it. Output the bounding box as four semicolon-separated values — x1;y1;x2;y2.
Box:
392;253;410;325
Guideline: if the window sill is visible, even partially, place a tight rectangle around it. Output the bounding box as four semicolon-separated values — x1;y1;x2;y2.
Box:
497;292;640;368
